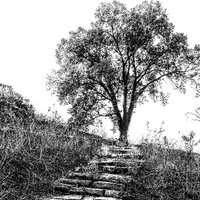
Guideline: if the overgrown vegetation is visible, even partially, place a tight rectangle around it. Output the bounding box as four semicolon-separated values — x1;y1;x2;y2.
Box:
0;84;103;200
2;83;200;200
1;0;200;198
123;130;200;200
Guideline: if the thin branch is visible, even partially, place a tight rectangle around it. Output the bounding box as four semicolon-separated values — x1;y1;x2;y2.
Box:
138;71;176;96
88;76;112;98
92;87;112;101
187;109;200;122
88;75;122;126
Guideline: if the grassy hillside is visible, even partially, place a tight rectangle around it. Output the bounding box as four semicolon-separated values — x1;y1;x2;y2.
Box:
123;132;200;200
0;84;105;200
1;83;200;200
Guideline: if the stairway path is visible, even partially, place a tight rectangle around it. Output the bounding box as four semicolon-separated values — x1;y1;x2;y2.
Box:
42;144;144;200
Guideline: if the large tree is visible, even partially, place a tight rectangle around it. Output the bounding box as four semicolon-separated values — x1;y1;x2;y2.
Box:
48;1;200;144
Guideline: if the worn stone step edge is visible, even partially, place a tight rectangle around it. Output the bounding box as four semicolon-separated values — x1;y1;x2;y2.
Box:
109;149;134;153
104;144;138;149
109;149;139;154
66;173;132;183
54;183;121;198
108;146;141;152
57;179;125;191
54;183;104;196
58;178;92;187
102;166;132;174
93;181;125;190
101;154;135;159
89;158;145;166
94;173;132;183
43;195;121;200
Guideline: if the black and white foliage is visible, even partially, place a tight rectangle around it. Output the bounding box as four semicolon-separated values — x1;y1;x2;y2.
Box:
48;1;200;143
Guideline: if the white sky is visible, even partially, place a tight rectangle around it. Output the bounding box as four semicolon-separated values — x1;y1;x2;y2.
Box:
1;0;200;145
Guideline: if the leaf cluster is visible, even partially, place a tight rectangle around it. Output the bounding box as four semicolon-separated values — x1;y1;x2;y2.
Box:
0;84;35;128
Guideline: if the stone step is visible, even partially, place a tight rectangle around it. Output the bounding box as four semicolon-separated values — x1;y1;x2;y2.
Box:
108;146;141;154
64;172;132;183
98;145;142;159
44;195;120;200
44;195;83;200
56;179;124;191
94;198;120;200
58;178;92;187
109;148;134;154
65;173;133;184
102;166;131;174
90;158;145;168
54;183;104;196
93;173;132;184
101;153;134;159
94;197;120;200
93;181;124;190
54;183;121;198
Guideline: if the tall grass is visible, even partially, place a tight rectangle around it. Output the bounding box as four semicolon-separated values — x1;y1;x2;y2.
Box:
0;84;102;200
123;130;200;200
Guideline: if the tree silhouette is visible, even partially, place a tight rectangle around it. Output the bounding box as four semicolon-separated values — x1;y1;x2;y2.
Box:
48;1;200;144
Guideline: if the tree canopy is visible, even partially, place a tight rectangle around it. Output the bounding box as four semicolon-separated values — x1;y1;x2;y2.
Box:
47;1;200;144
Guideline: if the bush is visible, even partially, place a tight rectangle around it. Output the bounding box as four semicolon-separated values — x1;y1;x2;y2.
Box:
0;84;35;127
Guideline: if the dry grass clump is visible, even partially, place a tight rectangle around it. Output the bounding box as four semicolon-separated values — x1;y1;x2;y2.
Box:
0;120;101;200
123;130;200;200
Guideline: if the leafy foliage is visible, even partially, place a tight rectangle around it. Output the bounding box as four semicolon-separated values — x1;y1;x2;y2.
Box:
0;84;35;127
48;0;200;142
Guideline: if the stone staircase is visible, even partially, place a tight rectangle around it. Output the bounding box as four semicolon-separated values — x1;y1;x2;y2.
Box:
43;144;144;200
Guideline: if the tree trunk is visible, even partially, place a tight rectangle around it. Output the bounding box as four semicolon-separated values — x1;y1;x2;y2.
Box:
118;108;134;146
119;124;129;146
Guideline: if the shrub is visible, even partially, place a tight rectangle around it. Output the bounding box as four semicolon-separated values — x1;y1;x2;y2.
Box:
0;84;35;127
